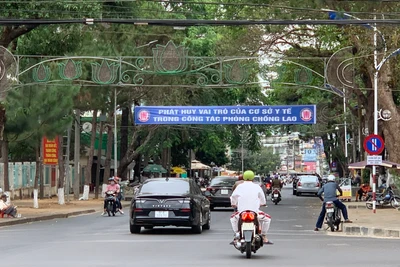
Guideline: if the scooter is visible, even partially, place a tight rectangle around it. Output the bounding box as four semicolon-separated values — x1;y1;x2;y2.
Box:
325;201;341;232
105;190;117;217
365;186;400;209
271;188;281;205
232;210;263;259
265;183;272;196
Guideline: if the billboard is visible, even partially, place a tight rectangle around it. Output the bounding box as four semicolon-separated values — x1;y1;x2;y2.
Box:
43;136;59;165
134;105;316;125
303;149;317;162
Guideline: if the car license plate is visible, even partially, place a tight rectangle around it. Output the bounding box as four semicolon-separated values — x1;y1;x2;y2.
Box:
326;208;334;212
274;194;279;197
242;222;254;230
155;211;169;218
221;189;228;195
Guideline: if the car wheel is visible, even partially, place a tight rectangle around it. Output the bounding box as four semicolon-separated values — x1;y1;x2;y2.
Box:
210;205;215;211
203;211;211;230
130;224;141;234
296;192;301;196
192;212;203;234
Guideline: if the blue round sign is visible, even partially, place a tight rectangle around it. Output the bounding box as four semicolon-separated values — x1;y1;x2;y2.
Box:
363;134;385;155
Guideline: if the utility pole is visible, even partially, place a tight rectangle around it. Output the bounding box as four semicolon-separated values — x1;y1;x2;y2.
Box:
73;109;80;199
95;119;104;199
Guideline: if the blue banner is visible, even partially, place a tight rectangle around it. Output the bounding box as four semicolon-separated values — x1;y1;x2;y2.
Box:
303;149;317;162
134;105;316;125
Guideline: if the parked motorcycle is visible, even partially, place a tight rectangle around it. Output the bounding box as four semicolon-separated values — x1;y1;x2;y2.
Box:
105;190;117;217
365;186;400;209
271;188;281;205
232;210;263;259
325;201;341;232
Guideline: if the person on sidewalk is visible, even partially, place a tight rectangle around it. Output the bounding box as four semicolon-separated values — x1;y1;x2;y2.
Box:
314;175;352;231
0;194;17;218
102;177;121;216
230;170;273;245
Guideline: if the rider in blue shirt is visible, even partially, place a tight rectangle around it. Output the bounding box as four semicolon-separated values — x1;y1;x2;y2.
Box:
314;175;352;231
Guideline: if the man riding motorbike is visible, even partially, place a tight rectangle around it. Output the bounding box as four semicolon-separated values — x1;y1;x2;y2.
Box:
314;175;352;231
102;177;121;216
232;174;244;192
271;175;283;198
230;170;273;245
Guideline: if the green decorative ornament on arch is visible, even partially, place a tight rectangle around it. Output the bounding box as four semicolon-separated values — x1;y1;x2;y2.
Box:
32;63;51;83
58;59;82;80
152;40;189;74
91;59;119;85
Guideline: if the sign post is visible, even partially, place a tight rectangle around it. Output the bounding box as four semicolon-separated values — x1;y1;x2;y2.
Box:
363;134;385;213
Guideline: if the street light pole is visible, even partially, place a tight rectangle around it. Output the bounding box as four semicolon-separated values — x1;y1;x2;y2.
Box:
114;88;118;178
372;16;378;213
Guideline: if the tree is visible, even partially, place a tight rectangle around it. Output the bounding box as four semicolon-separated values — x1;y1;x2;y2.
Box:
4;85;77;206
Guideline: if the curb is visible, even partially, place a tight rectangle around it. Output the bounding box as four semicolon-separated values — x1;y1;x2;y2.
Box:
0;203;131;228
0;209;96;227
348;204;367;209
343;225;400;238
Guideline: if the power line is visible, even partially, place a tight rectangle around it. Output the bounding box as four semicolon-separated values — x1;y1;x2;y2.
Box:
3;18;400;26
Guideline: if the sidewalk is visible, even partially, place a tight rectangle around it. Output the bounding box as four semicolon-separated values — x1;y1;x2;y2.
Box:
0;197;130;228
335;198;400;238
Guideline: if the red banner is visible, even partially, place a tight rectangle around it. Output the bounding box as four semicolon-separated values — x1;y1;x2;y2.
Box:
43;136;59;165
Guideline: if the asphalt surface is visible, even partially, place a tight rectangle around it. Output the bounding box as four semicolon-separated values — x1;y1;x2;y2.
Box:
1;186;399;267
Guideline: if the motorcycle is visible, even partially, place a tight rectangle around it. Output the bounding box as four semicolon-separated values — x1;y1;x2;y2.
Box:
365;186;400;209
271;188;281;205
265;183;272;196
233;210;263;259
105;190;117;217
325;201;341;232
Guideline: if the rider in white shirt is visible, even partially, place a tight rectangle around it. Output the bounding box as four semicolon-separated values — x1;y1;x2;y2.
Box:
230;170;273;244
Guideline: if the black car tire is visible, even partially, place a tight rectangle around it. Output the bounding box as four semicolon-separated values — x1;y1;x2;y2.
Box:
192;212;203;234
210;205;215;211
296;192;301;196
203;211;211;230
130;224;141;234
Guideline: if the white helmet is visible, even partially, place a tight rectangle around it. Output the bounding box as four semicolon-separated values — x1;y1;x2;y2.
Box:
327;175;335;181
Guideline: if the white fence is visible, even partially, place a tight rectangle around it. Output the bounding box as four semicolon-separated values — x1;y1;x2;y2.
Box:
0;162;78;199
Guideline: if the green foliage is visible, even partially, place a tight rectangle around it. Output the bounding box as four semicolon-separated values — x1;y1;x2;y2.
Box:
5;85;78;160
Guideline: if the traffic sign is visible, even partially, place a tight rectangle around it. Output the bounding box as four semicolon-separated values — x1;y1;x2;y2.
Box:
367;155;382;165
363;134;385;155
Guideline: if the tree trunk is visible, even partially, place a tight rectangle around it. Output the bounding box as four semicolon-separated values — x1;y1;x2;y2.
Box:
33;141;40;208
57;136;65;205
82;110;98;200
102;117;114;197
119;106;130;180
374;65;400;164
1;139;9;192
118;127;156;177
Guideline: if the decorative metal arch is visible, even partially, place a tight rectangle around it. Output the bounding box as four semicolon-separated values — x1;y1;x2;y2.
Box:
0;40;341;94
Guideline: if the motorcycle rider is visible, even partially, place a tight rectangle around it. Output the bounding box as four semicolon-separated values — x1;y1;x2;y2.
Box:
314;174;352;231
271;175;283;198
230;170;273;245
102;177;120;216
232;174;244;192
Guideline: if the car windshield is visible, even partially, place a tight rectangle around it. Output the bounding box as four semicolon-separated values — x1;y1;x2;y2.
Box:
210;177;237;187
300;176;318;182
139;180;190;195
253;176;261;183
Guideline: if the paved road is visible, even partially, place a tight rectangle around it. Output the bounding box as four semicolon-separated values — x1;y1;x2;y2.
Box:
0;186;399;267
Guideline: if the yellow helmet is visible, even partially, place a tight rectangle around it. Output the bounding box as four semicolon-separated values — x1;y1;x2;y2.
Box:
243;170;255;181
